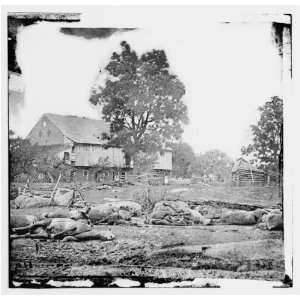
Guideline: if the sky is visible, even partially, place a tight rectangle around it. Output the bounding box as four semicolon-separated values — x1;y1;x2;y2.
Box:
10;19;283;159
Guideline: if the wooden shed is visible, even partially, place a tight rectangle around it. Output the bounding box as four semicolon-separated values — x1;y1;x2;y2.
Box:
232;158;267;186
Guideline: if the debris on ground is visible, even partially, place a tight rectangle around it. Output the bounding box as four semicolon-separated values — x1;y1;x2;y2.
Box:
96;185;111;190
147;239;284;272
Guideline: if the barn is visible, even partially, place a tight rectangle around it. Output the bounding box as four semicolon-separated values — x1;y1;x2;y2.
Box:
231;158;267;186
27;113;172;182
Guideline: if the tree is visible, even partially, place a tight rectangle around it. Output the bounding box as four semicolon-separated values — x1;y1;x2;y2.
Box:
131;151;158;175
241;96;283;174
9;131;68;183
171;142;195;178
9;130;39;181
193;149;233;183
89;41;188;164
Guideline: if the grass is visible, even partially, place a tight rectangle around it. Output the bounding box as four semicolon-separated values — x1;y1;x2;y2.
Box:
187;184;282;207
14;181;281;207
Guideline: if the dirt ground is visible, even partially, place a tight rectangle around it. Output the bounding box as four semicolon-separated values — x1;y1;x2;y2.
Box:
10;182;284;287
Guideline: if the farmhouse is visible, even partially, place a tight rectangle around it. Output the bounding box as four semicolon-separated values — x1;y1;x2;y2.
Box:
27;113;172;182
231;158;267;186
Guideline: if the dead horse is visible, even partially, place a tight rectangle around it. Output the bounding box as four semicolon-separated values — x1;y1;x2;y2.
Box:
10;218;115;242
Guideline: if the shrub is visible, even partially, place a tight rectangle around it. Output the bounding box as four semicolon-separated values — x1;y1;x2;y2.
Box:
132;185;168;213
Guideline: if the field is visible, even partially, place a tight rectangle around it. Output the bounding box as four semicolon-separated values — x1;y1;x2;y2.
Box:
10;182;284;288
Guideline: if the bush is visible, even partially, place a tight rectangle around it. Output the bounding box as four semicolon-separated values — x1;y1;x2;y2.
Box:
132;185;168;213
9;183;19;200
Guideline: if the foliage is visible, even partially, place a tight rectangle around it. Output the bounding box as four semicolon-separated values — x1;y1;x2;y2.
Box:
131;151;158;175
132;185;167;214
9;131;74;183
89;41;188;164
170;142;195;178
9;130;40;181
193;149;234;183
241;96;283;174
27;147;67;182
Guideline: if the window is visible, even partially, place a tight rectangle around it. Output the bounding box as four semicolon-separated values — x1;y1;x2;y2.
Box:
47;129;51;137
120;172;126;180
63;152;70;161
83;170;88;177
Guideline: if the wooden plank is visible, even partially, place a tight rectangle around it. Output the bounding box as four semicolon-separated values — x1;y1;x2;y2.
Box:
49;173;62;205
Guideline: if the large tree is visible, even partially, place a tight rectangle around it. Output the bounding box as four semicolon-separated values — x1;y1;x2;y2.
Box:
89;41;188;163
241;96;283;174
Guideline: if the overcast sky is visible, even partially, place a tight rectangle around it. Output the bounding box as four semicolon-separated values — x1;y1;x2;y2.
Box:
11;19;282;159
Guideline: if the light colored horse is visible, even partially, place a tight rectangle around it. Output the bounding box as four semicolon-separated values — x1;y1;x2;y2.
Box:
10;218;115;242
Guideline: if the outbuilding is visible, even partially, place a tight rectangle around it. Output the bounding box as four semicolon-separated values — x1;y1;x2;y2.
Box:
231;158;267;186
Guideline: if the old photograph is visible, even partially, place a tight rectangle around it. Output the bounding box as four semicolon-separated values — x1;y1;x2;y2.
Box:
2;6;294;290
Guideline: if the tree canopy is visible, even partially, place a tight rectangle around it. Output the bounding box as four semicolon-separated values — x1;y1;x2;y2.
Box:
170;142;196;178
193;149;233;182
9;130;39;181
241;96;283;174
9;131;70;182
89;41;188;161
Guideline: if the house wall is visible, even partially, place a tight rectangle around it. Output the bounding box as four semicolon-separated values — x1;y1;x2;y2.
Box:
71;167;93;182
71;167;127;183
72;144;127;168
27;115;65;146
153;150;172;171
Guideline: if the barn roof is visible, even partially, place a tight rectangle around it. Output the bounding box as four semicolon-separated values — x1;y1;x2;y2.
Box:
44;113;110;145
232;158;265;173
